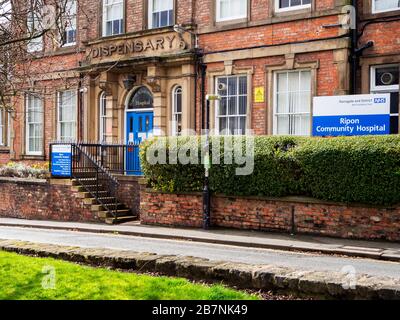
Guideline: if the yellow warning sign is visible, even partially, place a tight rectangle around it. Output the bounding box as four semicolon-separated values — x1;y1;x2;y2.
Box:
254;87;265;103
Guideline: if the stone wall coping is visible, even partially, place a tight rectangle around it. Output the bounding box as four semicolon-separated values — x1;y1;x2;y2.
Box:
142;188;398;209
0;176;47;185
114;175;141;182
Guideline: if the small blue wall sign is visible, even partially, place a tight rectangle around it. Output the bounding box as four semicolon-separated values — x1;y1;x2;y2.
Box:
51;144;72;178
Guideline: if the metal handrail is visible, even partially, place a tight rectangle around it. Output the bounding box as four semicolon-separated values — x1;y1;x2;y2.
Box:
71;143;120;219
76;142;140;175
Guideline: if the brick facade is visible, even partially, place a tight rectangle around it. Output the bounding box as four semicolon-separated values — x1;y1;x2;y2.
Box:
140;189;400;242
0;1;399;229
1;0;398;165
0;178;98;222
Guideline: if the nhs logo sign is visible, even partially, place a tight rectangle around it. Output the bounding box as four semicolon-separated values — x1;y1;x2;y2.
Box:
374;98;387;104
313;94;391;137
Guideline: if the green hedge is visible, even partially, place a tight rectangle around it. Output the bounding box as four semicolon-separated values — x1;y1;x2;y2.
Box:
140;135;400;206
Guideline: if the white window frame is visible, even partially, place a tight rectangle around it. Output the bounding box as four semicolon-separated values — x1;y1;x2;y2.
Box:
372;0;400;14
61;0;77;47
273;69;312;136
148;0;174;29
25;94;43;155
99;92;107;142
0;109;4;146
370;64;400;92
275;0;312;13
57;90;77;142
171;86;182;136
27;10;43;53
215;75;248;135
7;113;10;147
216;0;248;22
102;0;124;37
370;64;400;121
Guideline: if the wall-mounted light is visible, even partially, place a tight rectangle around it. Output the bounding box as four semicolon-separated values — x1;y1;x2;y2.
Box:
123;75;136;91
173;24;198;49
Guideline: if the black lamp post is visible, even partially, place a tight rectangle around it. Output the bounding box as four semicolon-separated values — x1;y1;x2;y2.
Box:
203;94;220;230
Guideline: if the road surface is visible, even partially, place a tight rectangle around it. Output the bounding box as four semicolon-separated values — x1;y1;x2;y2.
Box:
0;225;399;279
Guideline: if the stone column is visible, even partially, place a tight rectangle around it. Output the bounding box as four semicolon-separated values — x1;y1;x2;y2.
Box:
333;48;351;95
106;95;116;143
181;64;195;134
147;65;167;136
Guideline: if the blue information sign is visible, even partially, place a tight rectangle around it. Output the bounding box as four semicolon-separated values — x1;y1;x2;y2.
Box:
313;94;391;137
51;145;72;178
313;114;390;136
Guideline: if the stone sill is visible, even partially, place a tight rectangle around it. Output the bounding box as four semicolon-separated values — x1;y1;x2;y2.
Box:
198;9;342;34
20;154;46;161
143;188;398;209
360;11;400;22
0;176;47;185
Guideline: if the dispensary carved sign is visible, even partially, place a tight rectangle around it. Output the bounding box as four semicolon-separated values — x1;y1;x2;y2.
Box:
88;31;191;64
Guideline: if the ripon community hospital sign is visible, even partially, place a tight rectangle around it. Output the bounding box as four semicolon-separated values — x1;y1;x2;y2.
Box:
313;94;391;136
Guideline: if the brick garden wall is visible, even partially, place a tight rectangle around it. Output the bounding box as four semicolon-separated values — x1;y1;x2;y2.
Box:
140;189;400;242
0;178;98;222
116;175;141;216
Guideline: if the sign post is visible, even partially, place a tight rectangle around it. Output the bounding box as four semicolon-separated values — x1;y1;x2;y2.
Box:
51;144;72;178
203;94;220;230
313;94;391;137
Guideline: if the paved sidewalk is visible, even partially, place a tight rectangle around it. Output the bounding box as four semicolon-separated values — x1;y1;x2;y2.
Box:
0;217;399;262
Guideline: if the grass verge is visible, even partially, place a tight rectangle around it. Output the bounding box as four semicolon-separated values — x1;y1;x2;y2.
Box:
0;250;259;300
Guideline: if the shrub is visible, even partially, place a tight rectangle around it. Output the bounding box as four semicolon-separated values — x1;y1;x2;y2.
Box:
208;136;305;197
293;136;400;205
0;162;49;179
141;135;400;206
140;135;305;197
140;136;204;193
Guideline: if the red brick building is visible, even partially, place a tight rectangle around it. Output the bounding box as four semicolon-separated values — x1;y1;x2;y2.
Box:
0;0;399;166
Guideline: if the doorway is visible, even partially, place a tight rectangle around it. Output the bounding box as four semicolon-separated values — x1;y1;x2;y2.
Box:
125;87;154;175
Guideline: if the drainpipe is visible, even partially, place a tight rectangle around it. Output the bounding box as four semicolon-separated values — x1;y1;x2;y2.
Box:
78;62;84;141
200;62;207;131
350;0;358;95
349;0;374;95
194;55;198;133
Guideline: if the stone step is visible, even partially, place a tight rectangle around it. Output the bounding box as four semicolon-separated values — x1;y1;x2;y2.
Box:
72;172;97;179
105;215;138;225
97;209;132;219
77;191;109;199
72;178;97;186
72;185;108;193
69;174;135;225
82;198;97;205
91;203;125;212
96;197;122;204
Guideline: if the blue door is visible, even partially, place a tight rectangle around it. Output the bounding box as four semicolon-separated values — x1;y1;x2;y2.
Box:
126;112;154;175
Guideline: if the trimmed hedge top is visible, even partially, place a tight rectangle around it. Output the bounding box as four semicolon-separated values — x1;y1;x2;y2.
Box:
140;135;400;206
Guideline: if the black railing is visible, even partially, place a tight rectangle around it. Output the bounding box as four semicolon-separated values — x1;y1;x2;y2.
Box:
70;143;120;219
77;142;141;175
